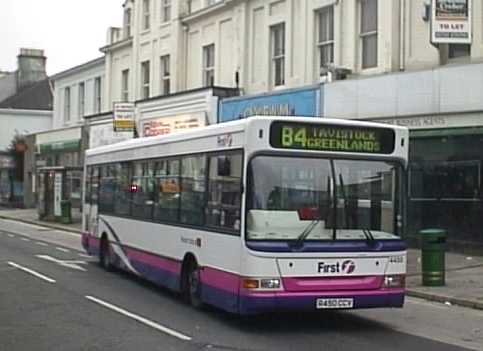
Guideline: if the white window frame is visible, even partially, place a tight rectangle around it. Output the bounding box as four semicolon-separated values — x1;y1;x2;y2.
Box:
317;6;334;73
360;0;378;69
161;0;171;22
64;87;71;122
141;61;150;99
78;82;85;118
142;0;150;30
121;69;129;102
94;77;102;114
160;55;170;95
271;23;285;87
203;44;215;87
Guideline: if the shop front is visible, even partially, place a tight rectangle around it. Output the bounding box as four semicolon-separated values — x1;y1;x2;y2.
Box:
219;85;322;122
0;153;15;206
375;111;483;253
137;87;239;137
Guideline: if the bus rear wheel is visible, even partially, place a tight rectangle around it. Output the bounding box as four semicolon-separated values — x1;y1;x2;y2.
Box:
185;262;203;309
100;237;114;272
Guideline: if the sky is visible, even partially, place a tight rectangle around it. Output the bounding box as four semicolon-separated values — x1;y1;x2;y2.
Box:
0;0;122;76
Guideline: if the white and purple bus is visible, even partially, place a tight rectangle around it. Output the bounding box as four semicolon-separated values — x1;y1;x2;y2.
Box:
82;116;408;314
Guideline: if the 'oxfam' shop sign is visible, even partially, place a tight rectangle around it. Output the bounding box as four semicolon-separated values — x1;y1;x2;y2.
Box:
219;85;321;123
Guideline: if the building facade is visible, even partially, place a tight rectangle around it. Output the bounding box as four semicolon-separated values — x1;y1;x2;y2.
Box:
101;0;483;106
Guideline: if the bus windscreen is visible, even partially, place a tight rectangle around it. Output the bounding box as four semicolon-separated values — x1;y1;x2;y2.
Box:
270;121;396;154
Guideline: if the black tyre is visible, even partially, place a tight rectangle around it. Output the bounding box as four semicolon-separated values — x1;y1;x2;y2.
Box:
100;238;114;272
186;263;203;308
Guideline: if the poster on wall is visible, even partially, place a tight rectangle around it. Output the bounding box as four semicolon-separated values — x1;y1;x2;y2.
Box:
90;123;133;149
141;113;206;137
113;102;136;132
54;172;62;217
431;0;472;44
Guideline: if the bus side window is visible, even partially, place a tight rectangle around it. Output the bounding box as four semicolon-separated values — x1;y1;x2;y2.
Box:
91;167;99;205
180;155;206;226
206;152;242;233
99;165;116;213
132;161;154;220
154;159;180;223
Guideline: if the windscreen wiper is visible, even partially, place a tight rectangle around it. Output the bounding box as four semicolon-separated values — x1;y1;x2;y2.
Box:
362;228;376;245
292;220;319;247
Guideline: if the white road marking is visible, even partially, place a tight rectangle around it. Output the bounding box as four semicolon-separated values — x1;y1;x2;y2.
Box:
36;255;87;272
7;261;56;284
8;234;14;238
85;295;192;341
78;253;91;258
21;238;31;242
55;247;70;253
36;242;48;247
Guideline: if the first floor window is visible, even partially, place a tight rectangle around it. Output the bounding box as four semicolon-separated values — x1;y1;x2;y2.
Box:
271;23;285;87
318;6;334;71
64;87;71;122
203;44;215;87
360;0;378;69
142;0;150;30
94;77;102;113
141;61;150;99
160;55;170;95
121;69;129;102
78;82;85;118
161;0;171;22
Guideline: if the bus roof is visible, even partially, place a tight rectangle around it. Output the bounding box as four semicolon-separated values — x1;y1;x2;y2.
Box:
86;116;407;158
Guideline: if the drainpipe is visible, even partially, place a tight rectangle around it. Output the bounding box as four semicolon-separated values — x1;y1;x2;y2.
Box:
399;0;406;71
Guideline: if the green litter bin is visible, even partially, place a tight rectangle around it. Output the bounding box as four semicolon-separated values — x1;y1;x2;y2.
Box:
60;200;72;224
420;229;446;286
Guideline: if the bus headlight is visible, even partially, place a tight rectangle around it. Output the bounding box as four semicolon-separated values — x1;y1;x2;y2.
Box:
260;278;281;289
383;274;405;288
242;278;282;290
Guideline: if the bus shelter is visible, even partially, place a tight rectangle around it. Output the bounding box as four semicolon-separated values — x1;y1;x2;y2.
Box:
37;166;82;223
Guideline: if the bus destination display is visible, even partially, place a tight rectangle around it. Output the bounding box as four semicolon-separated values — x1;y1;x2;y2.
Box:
270;122;395;154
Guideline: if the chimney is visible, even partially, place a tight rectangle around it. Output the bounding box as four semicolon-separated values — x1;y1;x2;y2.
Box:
17;48;47;91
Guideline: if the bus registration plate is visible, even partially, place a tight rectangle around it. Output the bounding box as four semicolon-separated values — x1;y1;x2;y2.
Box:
316;298;354;309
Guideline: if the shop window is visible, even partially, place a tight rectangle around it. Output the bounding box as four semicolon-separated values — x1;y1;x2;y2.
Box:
154;158;180;222
114;163;132;216
180;155;207;226
317;6;334;72
203;44;215;87
132;161;155;219
360;0;378;69
206;152;242;233
271;23;285;87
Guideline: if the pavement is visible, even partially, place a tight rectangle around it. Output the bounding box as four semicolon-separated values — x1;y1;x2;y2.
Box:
1;208;482;312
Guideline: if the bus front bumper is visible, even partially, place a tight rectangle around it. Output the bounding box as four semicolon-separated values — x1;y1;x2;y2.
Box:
238;289;405;315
